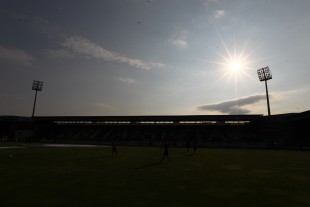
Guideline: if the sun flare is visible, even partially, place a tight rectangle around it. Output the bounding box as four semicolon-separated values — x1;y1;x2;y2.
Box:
229;61;241;72
205;39;260;90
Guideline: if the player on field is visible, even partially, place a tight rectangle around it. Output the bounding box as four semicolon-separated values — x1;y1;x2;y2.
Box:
160;141;171;162
112;142;117;156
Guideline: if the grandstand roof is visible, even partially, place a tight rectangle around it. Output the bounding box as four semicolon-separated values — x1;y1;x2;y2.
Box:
33;114;263;122
1;110;309;123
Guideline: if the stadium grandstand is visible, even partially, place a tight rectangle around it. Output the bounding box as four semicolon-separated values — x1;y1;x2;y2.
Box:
1;110;309;149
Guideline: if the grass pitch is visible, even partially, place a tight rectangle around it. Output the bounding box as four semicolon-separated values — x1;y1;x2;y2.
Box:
1;145;310;207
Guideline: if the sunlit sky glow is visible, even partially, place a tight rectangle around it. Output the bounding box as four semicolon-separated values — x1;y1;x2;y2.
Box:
0;0;309;116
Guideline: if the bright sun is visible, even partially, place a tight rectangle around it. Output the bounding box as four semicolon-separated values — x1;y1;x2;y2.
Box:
208;40;259;88
199;34;263;94
229;61;241;71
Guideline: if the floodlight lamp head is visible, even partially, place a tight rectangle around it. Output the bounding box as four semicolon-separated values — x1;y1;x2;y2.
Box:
257;66;272;82
32;80;43;91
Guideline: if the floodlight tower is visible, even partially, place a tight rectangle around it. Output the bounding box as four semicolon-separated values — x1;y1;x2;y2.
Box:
31;80;43;118
257;66;272;116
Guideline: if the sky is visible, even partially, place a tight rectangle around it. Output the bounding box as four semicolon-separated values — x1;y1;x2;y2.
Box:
1;0;310;116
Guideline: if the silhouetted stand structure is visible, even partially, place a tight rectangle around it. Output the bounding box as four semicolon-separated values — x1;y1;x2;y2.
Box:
31;80;43;118
257;66;272;116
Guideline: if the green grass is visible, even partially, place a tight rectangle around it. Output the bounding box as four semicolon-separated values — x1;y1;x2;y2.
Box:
0;146;310;207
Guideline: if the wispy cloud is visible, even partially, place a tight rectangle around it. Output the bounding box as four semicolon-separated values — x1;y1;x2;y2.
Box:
269;86;310;113
197;94;267;114
63;35;166;70
168;30;188;49
2;10;166;70
0;46;35;66
43;49;74;59
210;10;226;20
116;77;136;84
93;102;116;110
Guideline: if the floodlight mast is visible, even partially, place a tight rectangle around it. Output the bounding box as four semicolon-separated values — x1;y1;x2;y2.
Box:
257;67;272;116
31;80;43;118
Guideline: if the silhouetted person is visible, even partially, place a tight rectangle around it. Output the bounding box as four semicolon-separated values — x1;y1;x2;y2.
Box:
160;142;171;162
112;142;117;156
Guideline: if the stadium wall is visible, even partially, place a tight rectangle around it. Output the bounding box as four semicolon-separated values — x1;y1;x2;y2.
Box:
1;111;309;149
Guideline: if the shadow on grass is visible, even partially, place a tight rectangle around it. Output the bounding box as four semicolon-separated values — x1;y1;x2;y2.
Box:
184;153;196;157
136;161;162;169
74;155;115;161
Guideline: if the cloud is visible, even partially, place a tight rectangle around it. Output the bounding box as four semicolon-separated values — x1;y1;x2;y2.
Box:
269;86;310;113
116;77;136;84
169;39;188;49
43;49;74;59
93;102;116;110
211;10;226;20
168;30;188;49
197;94;268;114
0;46;35;66
1;10;166;70
62;35;166;70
